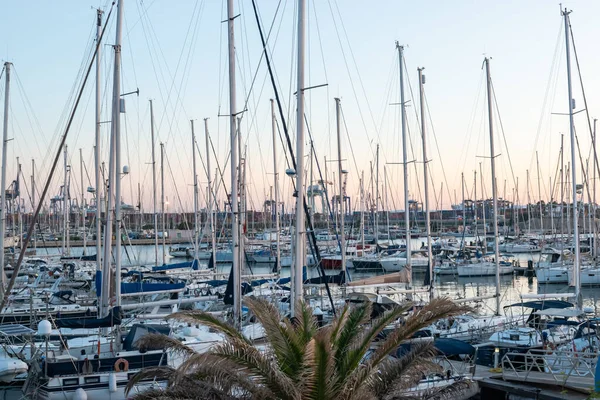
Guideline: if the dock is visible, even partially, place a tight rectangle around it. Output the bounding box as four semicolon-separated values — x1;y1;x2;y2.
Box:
452;348;597;399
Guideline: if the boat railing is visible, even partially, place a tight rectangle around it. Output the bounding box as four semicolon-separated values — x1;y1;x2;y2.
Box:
500;348;597;390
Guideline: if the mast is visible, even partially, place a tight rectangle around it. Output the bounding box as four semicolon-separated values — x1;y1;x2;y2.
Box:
536;152;544;236
587;160;592;246
550;176;554;235
31;159;36;251
418;67;433;300
149;100;158;266
191;120;199;264
137;182;141;231
335;97;346;275
94;8;103;275
484;57;501;316
375;144;379;243
527;170;531;234
292;0;306;316
335;98;346;276
160;142;166;265
238;118;246;280
593;119;597;258
204;118;216;268
560;134;564;242
113;0;124;311
63;146;69;256
80;148;86;255
563;8;581;308
462;173;466;238
480;163;486;240
360;170;365;250
226;0;241;325
100;0;124;318
474;170;478;239
270;100;280;274
397;42;411;270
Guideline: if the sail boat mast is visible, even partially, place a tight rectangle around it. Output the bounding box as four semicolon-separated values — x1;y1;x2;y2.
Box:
80;148;86;255
94;8;103;275
563;8;581;308
204;119;217;268
484;57;501;316
536;152;544;235
160;143;166;265
0;62;10;296
150;100;158;266
418;67;433;300
100;0;124;317
226;0;241;326
271;100;280;274
191;120;199;264
112;0;124;310
292;0;306;315
397;43;411;270
335;98;346;277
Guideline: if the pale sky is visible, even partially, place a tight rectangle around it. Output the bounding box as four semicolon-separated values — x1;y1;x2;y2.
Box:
0;0;598;216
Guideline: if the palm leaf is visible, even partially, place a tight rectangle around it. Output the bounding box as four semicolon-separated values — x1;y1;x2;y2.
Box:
329;302;350;344
125;366;177;395
293;299;318;344
369;298;469;368
339;303;411;380
300;327;337;400
135;333;196;356
369;340;440;397
175;353;275;399
168;311;248;343
244;297;307;377
333;301;372;371
176;341;297;400
211;338;300;400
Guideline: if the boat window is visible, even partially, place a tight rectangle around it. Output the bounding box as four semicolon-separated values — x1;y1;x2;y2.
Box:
84;376;100;384
509;334;520;341
539;254;552;263
63;378;79;386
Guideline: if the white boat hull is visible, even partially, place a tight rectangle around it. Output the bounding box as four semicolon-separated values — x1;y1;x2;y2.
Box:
575;267;600;286
457;262;514;277
536;267;569;284
36;373;162;400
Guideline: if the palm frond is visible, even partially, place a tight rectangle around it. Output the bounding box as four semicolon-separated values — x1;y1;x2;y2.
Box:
369;298;469;367
168;311;248;343
369;340;440;397
340;340;438;400
300;327;337;400
210;338;301;400
339;303;412;379
173;352;267;397
333;301;372;370
244;297;306;377
135;334;196;356
293;299;318;344
329;303;350;344
125;366;177;395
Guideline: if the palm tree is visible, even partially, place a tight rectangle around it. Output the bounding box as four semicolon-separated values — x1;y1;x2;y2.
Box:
127;297;471;400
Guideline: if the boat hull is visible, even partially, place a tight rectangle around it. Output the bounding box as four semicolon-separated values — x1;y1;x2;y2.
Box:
457;262;514;277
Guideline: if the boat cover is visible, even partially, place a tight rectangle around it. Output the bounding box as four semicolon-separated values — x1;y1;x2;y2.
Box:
55;307;122;329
